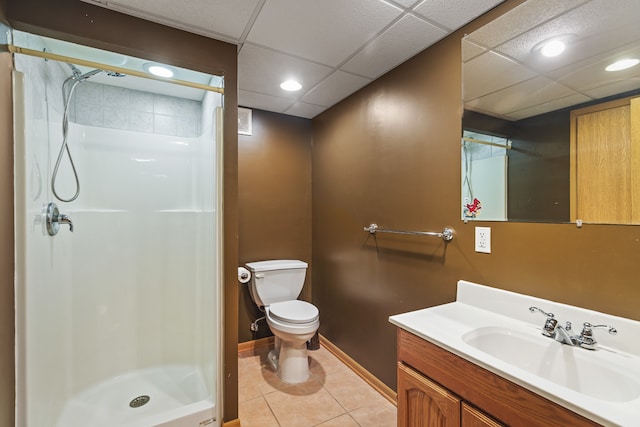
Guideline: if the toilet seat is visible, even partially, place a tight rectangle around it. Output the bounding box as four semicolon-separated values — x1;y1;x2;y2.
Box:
268;300;319;324
266;300;320;336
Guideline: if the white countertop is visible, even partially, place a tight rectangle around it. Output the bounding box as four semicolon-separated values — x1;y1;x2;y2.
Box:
389;280;640;427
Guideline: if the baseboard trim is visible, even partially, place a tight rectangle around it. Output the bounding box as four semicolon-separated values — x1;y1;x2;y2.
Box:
320;334;397;406
223;419;241;427
238;336;274;355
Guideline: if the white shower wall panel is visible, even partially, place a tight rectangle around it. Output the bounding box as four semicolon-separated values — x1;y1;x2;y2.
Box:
14;65;75;426
67;210;214;392
58;126;212;211
54;128;217;409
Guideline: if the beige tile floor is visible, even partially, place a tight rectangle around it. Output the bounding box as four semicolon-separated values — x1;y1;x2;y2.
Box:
238;344;397;427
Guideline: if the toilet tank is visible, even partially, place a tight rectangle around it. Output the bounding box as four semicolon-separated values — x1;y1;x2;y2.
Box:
245;260;308;307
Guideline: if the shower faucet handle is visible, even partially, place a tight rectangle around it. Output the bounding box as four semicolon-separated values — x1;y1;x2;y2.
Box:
45;202;74;235
57;213;74;232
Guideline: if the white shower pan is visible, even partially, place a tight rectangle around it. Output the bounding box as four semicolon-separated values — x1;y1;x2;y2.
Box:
56;365;215;427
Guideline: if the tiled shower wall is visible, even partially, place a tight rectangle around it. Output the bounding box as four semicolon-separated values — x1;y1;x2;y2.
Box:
72;82;202;138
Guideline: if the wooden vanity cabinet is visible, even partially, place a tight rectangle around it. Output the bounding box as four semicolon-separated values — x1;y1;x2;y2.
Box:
398;362;461;427
398;362;502;427
397;328;601;427
461;403;504;427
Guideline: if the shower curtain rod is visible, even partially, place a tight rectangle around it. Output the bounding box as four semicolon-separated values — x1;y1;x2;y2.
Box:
6;45;224;95
462;136;511;150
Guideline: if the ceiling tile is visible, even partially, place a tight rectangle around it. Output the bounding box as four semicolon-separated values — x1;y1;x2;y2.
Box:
301;71;372;107
550;44;640;93
239;90;294;113
284;102;326;119
583;79;640;100
393;0;421;7
246;0;403;66
463;51;537;101
465;0;588;49
466;76;580;116
238;43;333;99
342;14;447;79
413;0;504;30
507;92;591;120
103;0;261;42
462;39;487;62
81;0;513;118
496;0;640;75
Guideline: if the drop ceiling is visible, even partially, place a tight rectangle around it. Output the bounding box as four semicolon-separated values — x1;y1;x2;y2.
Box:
81;0;505;118
463;0;640;121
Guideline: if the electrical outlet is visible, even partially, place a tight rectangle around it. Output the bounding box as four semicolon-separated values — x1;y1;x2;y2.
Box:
475;226;491;253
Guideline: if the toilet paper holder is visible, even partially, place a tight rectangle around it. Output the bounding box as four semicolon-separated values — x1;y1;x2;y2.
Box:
237;267;251;283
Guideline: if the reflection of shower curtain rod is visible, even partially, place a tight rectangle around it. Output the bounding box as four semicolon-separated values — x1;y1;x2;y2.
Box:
6;45;224;95
462;136;511;150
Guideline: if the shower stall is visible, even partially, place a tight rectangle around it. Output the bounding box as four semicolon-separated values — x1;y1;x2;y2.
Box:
12;32;223;427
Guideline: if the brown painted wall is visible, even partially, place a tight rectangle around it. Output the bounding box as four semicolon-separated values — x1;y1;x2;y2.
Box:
0;52;15;427
312;0;640;390
238;109;313;343
4;0;239;421
0;0;7;25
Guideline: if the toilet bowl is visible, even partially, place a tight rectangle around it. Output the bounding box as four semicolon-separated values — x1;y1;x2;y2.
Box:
245;260;320;384
266;300;319;383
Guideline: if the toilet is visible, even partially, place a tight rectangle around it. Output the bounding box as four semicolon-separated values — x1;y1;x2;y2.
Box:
245;259;319;384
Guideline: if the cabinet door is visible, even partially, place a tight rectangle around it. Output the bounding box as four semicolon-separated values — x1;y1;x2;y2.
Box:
398;362;461;427
461;403;505;427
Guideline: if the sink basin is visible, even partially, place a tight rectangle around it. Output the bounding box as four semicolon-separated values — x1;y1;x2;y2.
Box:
390;281;640;426
462;326;640;402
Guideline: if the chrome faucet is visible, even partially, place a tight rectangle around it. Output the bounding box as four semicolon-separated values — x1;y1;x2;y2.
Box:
528;306;557;337
552;321;577;346
575;322;617;350
45;202;74;235
529;307;617;350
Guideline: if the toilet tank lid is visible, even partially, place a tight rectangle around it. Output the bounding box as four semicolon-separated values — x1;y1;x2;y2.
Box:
246;259;308;272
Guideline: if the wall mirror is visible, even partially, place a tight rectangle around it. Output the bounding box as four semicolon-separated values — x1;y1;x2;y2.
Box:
461;0;640;224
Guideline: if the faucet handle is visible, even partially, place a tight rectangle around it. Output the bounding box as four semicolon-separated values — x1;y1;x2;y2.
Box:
45;202;74;235
529;306;554;318
577;322;617;350
581;322;617;335
529;306;557;337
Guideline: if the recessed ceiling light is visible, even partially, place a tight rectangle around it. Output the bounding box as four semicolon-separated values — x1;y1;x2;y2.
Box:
605;58;640;72
540;40;566;58
143;62;174;78
532;35;574;58
280;79;302;91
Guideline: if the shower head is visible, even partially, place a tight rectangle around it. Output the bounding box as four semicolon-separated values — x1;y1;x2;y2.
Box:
78;68;104;81
65;63;103;81
67;63;82;80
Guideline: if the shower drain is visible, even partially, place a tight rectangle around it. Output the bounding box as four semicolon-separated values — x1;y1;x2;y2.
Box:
129;395;151;408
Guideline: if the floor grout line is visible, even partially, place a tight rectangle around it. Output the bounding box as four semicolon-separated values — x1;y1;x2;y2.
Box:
239;345;395;427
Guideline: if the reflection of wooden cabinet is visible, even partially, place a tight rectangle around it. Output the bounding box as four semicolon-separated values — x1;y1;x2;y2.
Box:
396;328;600;427
570;96;640;224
